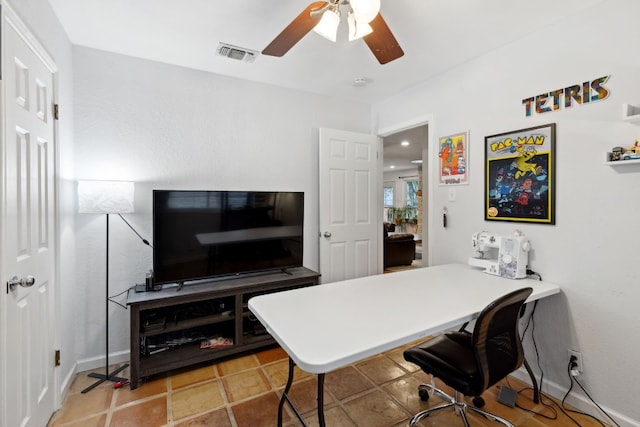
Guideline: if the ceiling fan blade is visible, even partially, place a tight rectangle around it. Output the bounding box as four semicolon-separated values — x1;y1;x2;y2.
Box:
262;1;328;57
363;13;404;64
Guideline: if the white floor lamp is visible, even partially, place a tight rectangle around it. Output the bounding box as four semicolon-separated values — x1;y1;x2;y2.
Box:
78;180;134;393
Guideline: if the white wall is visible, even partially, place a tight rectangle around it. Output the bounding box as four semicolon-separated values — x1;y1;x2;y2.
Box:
6;0;76;401
373;0;640;424
72;47;372;366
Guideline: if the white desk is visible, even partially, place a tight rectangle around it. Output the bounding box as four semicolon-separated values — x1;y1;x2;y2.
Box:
248;263;560;426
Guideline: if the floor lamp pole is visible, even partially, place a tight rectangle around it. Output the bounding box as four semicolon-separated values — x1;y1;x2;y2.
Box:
82;214;129;393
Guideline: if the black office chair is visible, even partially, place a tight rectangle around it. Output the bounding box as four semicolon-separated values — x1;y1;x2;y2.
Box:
403;287;533;427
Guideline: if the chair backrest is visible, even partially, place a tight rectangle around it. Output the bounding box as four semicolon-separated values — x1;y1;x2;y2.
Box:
472;287;533;392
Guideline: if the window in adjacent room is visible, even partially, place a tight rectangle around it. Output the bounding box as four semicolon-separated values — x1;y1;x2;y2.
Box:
383;182;395;207
406;179;419;207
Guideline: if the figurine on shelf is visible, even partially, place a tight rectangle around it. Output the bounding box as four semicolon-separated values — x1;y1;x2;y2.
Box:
610;146;624;161
620;140;640;161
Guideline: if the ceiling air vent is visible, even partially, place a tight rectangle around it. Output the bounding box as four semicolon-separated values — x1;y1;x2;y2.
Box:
217;43;257;63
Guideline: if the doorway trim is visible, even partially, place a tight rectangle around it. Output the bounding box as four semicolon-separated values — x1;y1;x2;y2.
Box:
377;114;435;267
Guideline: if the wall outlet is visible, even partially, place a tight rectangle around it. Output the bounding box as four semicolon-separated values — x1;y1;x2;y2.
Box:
568;349;583;375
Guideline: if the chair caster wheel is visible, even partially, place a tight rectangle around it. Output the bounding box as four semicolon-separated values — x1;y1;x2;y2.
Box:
472;396;485;407
418;385;430;402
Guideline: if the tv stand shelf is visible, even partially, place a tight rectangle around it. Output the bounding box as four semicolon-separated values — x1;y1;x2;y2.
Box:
126;267;320;389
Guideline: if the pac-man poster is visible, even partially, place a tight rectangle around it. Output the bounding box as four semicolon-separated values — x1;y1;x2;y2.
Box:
484;123;555;224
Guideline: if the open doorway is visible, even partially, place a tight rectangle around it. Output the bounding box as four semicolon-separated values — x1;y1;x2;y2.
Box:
382;125;428;270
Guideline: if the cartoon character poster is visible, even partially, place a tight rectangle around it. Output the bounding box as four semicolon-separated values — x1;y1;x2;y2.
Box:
484;124;555;224
439;132;468;185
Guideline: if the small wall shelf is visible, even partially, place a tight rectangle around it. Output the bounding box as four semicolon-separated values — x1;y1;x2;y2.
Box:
605;152;640;165
622;104;640;124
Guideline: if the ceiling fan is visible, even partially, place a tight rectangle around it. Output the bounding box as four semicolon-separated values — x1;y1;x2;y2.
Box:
262;0;404;65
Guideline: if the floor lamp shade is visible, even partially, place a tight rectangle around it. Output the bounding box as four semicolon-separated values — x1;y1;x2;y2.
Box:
78;180;134;214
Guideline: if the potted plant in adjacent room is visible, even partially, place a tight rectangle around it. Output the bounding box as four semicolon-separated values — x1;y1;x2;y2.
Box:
386;206;408;226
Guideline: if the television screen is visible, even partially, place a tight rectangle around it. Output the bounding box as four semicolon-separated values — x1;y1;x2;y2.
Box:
153;190;304;285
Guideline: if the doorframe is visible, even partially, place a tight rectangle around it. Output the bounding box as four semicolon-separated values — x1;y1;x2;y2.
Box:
376;114;435;267
0;0;62;414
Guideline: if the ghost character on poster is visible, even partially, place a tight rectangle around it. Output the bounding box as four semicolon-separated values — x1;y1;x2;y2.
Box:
485;124;555;224
439;132;468;185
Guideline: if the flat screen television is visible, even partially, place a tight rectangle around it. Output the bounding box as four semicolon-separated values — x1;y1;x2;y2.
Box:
152;190;304;286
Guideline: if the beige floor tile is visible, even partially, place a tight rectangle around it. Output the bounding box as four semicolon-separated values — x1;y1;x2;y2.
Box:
171;380;225;420
384;376;432;415
356;355;408;385
324;365;373;400
110;397;167;427
342;390;409;427
48;387;112;425
48;414;107;427
170;364;216;389
286;376;334;415
385;347;422;373
231;392;290;427
216;354;259;376
222;368;270;402
174;408;233;427
115;376;167;406
262;359;310;388
255;346;288;365
303;406;357;427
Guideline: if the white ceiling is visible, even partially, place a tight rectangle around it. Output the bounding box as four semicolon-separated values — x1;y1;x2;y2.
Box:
383;125;426;172
47;0;605;104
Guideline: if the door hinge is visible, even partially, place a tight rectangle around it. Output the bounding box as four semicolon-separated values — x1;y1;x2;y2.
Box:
55;350;61;367
53;104;59;120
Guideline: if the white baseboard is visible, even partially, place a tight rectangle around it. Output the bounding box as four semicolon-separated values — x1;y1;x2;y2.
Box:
75;349;130;373
56;351;130;410
57;361;77;408
511;367;639;427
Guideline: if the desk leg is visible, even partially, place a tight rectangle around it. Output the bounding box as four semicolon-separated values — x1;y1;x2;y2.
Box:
277;358;296;426
277;358;327;427
317;373;326;427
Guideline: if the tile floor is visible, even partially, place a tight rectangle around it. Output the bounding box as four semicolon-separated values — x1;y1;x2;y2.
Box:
48;343;608;427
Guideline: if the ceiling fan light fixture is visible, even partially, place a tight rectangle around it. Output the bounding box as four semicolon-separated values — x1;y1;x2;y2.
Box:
350;0;380;23
313;9;340;42
347;11;373;41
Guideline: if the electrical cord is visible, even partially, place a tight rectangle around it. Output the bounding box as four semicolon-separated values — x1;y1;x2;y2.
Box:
506;379;558;420
526;268;543;281
106;214;153;310
108;287;130;310
518;269;618;427
118;213;153;248
562;360;620;427
509;299;559;420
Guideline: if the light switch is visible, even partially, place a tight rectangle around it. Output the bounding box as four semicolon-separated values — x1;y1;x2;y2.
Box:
448;187;456;202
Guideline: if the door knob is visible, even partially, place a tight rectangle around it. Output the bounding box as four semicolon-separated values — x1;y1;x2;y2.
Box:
7;275;35;292
323;232;332;238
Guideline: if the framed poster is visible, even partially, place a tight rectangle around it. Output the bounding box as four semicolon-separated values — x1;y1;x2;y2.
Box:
438;131;468;185
485;123;555;224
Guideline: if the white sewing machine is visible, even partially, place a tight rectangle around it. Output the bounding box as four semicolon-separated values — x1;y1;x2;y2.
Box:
467;231;531;279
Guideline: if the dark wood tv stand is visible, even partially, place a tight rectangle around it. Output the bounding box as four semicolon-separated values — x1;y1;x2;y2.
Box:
126;267;320;389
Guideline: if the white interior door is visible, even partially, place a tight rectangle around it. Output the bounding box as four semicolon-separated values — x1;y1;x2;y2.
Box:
319;128;379;283
1;5;58;427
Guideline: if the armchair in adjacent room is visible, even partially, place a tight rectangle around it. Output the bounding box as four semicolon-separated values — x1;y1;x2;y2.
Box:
383;222;416;269
403;287;533;427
